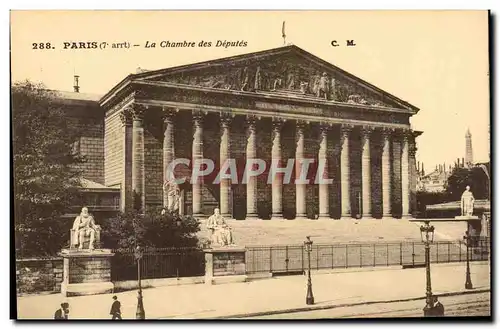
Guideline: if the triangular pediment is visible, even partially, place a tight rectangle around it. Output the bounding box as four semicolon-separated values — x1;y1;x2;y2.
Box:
134;45;417;111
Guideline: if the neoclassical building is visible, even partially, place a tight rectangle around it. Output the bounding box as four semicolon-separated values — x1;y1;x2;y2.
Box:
97;45;422;220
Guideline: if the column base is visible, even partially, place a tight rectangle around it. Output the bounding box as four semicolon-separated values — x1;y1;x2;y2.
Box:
359;215;376;220
294;214;308;220
245;213;260;220
340;216;353;220
317;215;331;220
401;214;413;220
270;214;285;220
381;216;395;220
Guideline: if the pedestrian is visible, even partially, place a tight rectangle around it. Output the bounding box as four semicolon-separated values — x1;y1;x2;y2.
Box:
110;295;122;320
54;302;69;320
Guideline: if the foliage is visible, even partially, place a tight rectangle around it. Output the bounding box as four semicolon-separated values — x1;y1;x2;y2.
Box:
13;80;84;256
415;191;449;214
101;208;201;249
445;166;490;201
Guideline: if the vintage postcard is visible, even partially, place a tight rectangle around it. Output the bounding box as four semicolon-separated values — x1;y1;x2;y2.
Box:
11;10;490;320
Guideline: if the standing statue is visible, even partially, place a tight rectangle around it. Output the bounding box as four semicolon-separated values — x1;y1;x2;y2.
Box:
240;66;250;91
254;66;262;90
461;185;475;217
163;179;180;212
72;207;98;250
317;72;330;99
206;208;234;247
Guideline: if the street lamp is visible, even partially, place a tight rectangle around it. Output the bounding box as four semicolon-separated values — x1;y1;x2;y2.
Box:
419;221;437;317
463;231;473;289
134;246;145;319
304;236;314;305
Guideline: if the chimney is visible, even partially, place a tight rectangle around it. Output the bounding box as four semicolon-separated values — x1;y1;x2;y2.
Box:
457;158;460;168
417;161;420;172
73;75;80;93
462;157;465;168
422;163;425;176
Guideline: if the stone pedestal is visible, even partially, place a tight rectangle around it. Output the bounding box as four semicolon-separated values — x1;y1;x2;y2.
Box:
204;247;246;285
59;249;114;297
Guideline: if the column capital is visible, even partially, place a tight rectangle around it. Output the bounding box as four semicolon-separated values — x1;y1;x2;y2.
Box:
340;124;354;136
381;127;396;141
361;126;374;139
409;142;417;156
272;117;286;130
220;111;235;127
119;108;132;126
246;114;261;124
162;107;178;122
130;104;147;121
296;120;308;131
319;123;332;135
192;110;206;126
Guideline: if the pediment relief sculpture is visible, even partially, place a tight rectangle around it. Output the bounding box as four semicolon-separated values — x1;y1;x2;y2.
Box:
155;59;391;108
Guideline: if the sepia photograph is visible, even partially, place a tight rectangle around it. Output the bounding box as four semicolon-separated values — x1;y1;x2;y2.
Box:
11;10;491;320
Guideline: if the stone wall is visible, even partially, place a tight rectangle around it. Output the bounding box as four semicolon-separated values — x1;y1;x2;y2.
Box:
104;111;123;188
16;258;63;295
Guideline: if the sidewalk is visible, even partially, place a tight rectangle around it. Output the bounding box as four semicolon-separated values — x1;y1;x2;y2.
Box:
16;261;490;319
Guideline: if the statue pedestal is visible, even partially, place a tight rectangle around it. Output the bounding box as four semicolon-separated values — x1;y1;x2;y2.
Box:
204;247;246;285
59;249;115;297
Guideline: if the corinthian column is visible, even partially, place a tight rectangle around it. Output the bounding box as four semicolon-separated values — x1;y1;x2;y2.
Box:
219;113;232;218
295;121;307;220
340;125;352;219
246;116;259;219
361;127;373;218
162;108;176;209
381;129;393;219
271;118;285;220
317;124;331;220
119;109;133;212
192;111;204;218
401;133;411;219
131;104;146;212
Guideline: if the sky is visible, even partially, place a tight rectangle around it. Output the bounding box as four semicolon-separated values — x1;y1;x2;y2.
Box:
10;10;490;172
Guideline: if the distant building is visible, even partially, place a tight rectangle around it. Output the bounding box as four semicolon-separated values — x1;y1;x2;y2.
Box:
417;164;451;193
418;129;476;193
465;128;474;168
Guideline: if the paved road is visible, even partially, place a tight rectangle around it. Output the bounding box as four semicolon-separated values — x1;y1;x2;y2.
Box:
244;292;491;319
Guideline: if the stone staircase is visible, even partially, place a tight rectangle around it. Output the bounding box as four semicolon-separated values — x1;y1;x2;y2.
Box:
198;218;469;247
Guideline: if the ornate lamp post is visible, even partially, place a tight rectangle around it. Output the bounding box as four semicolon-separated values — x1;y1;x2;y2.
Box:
419;220;436;317
134;246;145;319
304;236;314;305
464;230;473;289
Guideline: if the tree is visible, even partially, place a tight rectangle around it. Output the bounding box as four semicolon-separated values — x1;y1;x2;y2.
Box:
445;166;490;201
13;80;84;256
101;208;201;249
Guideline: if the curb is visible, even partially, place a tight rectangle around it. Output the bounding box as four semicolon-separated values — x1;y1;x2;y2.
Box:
209;288;490;319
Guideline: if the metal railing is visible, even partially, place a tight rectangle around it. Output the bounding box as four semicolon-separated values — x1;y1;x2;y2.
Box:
110;247;205;282
245;238;490;275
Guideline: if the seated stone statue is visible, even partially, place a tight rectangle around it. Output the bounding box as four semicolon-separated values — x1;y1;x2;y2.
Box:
206;208;234;247
71;207;101;250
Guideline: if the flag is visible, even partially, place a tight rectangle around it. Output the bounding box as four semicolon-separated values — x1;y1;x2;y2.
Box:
282;21;286;38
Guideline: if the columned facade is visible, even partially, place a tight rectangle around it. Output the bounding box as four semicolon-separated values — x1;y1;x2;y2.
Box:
102;46;421;221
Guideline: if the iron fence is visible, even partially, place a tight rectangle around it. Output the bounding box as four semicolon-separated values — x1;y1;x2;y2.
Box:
110;247;205;282
245;238;490;275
